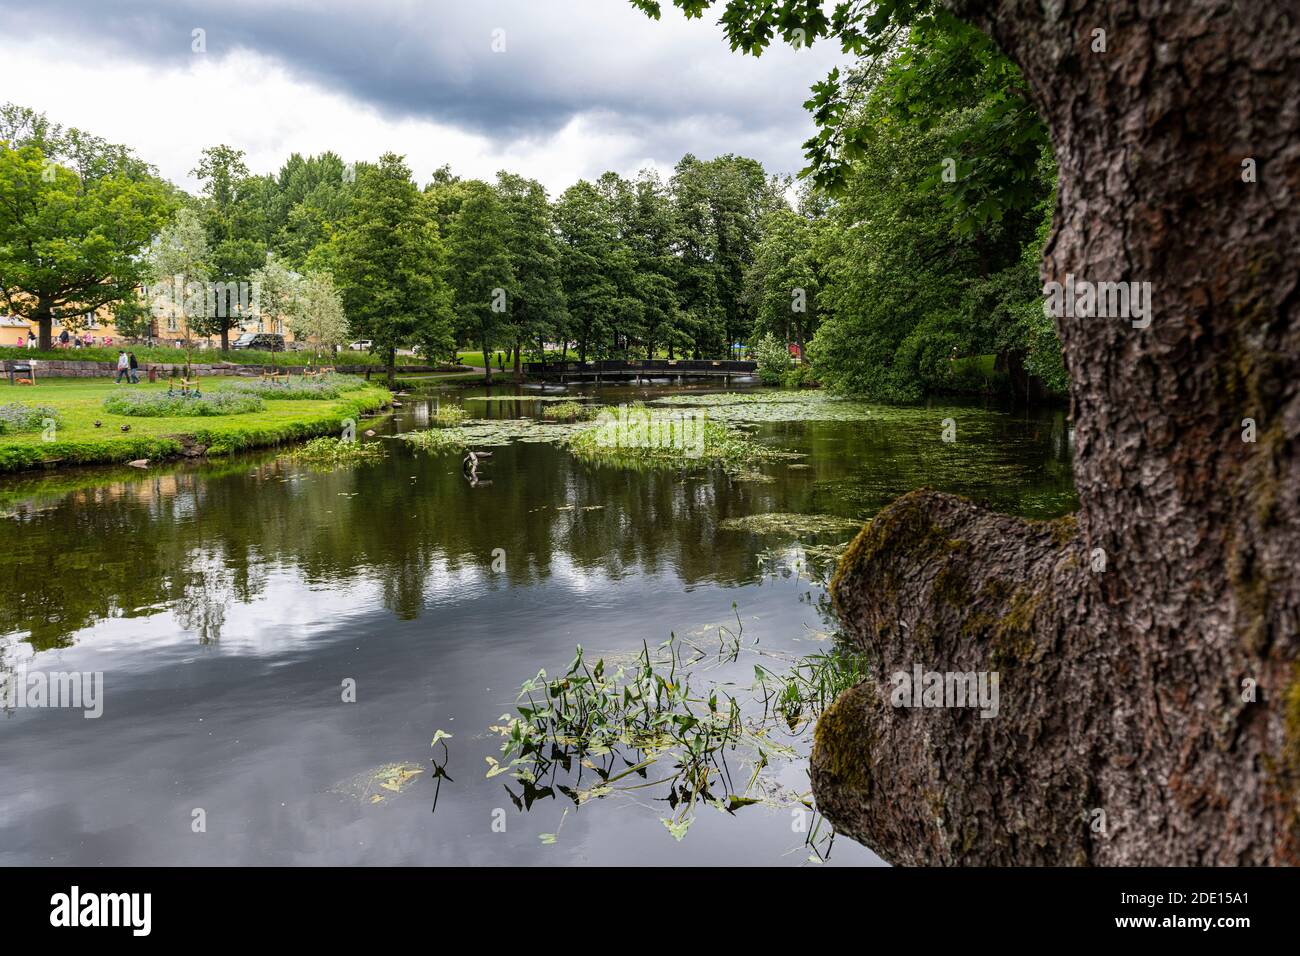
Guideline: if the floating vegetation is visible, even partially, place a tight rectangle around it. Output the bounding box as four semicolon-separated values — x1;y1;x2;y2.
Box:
461;419;586;445
464;395;590;403
400;428;467;453
719;513;864;536
651;390;876;424
401;417;587;453
328;762;425;804
483;618;869;854
431;404;469;427
291;436;385;465
731;469;775;483
565;404;798;472
541;401;593;420
102;390;265;417
491;637;781;841
755;542;854;589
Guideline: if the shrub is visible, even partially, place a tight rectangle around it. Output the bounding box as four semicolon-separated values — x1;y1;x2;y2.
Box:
753;333;793;385
102;390;265;417
0;403;61;434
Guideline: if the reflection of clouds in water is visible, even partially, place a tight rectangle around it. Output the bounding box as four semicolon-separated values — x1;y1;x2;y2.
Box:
545;552;617;596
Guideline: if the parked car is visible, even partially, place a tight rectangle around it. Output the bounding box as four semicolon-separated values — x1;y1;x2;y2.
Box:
231;332;286;352
348;340;372;352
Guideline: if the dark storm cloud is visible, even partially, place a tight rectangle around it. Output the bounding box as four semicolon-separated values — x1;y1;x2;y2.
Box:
0;0;848;174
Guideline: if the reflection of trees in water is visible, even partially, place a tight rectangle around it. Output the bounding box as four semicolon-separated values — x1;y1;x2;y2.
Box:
172;544;268;643
0;405;1073;650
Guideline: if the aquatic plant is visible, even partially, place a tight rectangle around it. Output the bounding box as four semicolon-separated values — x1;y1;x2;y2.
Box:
400;428;468;453
486;610;869;852
102;390;266;417
565;403;798;471
541;401;592;420
491;637;760;841
404;418;585;452
464;394;590;403
431;404;470;427
754;645;872;733
292;436;384;465
719;512;864;536
651;390;878;424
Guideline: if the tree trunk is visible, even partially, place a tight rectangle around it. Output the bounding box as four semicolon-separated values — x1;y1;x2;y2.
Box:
813;0;1300;865
385;346;396;388
513;339;522;383
220;324;230;352
480;333;493;385
35;302;53;351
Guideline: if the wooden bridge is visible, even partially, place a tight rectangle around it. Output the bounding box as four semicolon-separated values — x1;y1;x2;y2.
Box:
522;359;758;383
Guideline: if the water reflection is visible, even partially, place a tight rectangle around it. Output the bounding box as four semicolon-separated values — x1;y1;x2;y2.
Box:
0;386;1073;866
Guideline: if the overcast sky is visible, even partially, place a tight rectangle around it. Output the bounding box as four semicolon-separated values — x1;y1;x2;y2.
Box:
0;0;849;196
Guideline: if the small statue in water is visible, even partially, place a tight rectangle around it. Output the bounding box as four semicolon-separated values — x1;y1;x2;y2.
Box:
462;450;494;487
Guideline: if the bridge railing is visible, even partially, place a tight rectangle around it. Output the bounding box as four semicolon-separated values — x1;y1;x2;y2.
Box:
523;359;757;375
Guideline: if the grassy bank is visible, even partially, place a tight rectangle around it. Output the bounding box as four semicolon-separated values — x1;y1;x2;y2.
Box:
0;378;391;473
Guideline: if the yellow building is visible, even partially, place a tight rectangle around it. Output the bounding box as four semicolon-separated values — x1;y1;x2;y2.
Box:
4;284;282;349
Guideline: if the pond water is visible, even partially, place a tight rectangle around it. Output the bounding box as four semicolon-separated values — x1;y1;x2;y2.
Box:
0;383;1074;866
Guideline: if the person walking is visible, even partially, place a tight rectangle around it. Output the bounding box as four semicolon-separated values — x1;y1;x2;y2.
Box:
115;350;130;383
128;351;140;384
26;331;36;349
59;328;70;348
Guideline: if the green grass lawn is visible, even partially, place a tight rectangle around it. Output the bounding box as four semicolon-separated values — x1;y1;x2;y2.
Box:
0;377;391;473
453;349;578;368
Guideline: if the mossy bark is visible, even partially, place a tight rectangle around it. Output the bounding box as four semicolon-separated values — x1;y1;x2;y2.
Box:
813;1;1300;865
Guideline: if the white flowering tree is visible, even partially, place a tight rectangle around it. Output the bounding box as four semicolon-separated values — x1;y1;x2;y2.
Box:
289;269;347;362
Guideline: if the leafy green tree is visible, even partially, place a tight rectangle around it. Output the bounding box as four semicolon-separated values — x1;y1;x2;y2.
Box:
331;153;454;384
261;152;356;268
250;252;298;337
289;269;348;360
668;154;786;357
191;145;268;349
753;331;792;384
800;24;1056;401
446;180;515;383
744;199;826;355
109;290;156;342
146;206;210;367
626;170;681;358
496;172;567;379
553;180;620;363
0;110;171;349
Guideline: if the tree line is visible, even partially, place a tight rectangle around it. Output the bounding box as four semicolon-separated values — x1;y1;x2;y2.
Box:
1;16;1063;398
